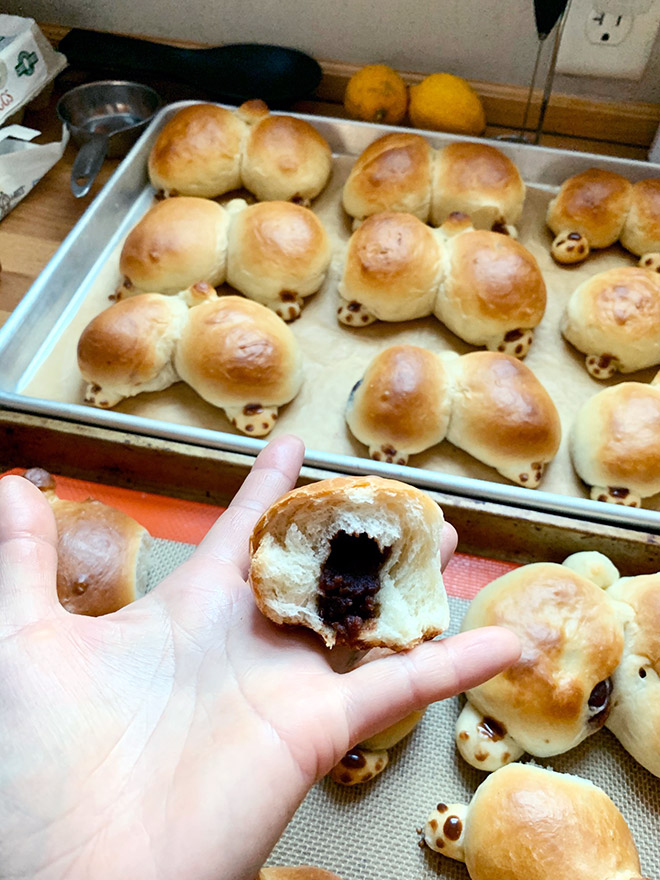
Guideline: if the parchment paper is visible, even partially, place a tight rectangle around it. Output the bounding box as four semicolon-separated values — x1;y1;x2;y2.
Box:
24;154;660;509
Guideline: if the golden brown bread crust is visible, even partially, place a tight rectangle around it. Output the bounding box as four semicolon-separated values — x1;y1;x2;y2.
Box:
226;200;330;312
546;168;632;248
571;382;660;501
613;575;660;666
437;230;545;342
241;113;332;202
562;267;660;375
23;468;150;616
431;142;525;229
339;212;441;321
249;474;434;555
595;387;660;486
606;573;660;777
342;132;433;221
446;352;561;485
258;868;344;880
174;296;302;410
345;345;451;460
461;563;624;756
147;104;245;198
119;197;228;294
463;764;643;880
620;178;660;256
77;293;182;388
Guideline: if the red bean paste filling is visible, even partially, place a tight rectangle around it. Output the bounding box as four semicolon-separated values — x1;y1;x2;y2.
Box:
588;678;612;726
318;531;391;641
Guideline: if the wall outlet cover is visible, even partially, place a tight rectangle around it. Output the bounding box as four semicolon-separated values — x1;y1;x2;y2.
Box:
557;0;660;77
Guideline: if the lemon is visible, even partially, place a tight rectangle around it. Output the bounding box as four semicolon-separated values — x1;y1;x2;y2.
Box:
409;73;486;136
344;64;408;126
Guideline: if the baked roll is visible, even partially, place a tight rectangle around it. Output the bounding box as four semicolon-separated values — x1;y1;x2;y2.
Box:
148;103;246;198
434;220;546;357
239;100;332;204
337;212;442;326
248;475;449;650
23;468;152;616
329;706;425;786
345;346;451;465
570;377;660;507
605;572;660;778
77;292;189;408
546;168;632;264
423;763;649;880
431;142;525;233
561;266;660;378
118;197;229;295
226;199;331;321
619;178;660;257
342;132;434;223
446;352;561;488
174;295;303;435
330;645;426;785
455;556;623;770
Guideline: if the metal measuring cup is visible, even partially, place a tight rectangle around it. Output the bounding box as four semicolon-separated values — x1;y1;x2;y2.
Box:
56;80;161;198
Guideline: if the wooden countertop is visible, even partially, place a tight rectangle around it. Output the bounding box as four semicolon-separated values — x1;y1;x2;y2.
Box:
0;39;656;327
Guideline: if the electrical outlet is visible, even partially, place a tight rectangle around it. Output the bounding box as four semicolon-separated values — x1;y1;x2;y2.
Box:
556;0;660;78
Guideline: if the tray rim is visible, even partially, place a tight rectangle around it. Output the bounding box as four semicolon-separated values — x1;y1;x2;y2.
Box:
2;99;660;531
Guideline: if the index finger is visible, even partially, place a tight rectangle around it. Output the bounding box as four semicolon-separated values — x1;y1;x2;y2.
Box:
196;434;305;577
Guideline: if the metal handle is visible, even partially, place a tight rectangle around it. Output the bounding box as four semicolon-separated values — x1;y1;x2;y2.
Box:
70;134;109;198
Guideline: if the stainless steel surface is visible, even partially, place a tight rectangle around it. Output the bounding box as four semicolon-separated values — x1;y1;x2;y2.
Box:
2;101;660;530
56;80;161;197
533;0;572;145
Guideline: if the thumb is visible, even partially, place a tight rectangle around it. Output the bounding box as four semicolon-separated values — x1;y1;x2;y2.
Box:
0;475;61;626
338;627;521;747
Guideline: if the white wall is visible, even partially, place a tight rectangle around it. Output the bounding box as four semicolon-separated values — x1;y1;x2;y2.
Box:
6;0;660;103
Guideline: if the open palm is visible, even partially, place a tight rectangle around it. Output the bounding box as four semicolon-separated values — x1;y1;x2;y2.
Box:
0;436;519;880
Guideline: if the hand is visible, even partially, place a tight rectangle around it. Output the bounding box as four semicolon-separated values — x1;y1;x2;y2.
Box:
0;436;520;880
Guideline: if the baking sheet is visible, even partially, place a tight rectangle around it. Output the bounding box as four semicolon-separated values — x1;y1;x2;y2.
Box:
2;102;660;530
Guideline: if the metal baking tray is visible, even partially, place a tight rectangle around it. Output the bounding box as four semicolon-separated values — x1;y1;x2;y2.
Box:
1;100;660;530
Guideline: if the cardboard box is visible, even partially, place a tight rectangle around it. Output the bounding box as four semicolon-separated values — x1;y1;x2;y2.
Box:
0;15;68;220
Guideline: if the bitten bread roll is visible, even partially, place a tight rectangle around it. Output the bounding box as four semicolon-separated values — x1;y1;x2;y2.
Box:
342;132;434;222
174;295;302;435
119;197;229;295
431;142;525;233
249;475;448;650
546;168;632;264
240;104;332;204
23;468;152;616
77;292;189;408
148;103;246;198
337;212;442;326
446;352;561;488
455;557;624;770
226;199;331;321
423;763;649;880
345;346;451;465
434;223;546;357
619;178;660;257
571;378;660;507
606;572;660;778
561;266;660;378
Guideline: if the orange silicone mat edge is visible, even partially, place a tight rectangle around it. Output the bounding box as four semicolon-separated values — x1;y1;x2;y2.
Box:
0;469;519;597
